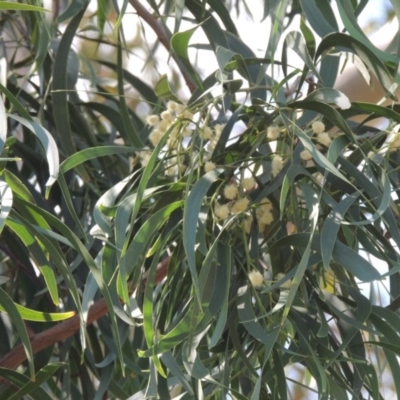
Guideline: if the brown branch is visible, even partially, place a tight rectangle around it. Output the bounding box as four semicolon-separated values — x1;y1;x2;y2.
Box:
129;0;196;94
0;257;170;371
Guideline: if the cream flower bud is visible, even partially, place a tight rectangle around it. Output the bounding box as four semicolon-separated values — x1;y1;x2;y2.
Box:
149;129;163;146
249;270;264;288
182;109;193;120
146;114;160;126
215;203;230;220
258;198;272;212
258;211;273;225
175;103;185;114
267;125;280;140
243;216;253;233
204;161;216;173
200;126;213;140
161;110;173;122
241;177;256;191
271;155;284;177
165;164;177;177
231;197;250;214
224;183;238;200
157;119;170;132
300;149;312;161
312;121;325;134
317;132;331;147
214;124;225;137
166;101;177;113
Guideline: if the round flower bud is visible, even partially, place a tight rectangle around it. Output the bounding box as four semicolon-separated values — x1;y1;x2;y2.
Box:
267;125;280;140
167;101;177;113
241;177;256;191
300;149;312;161
249;270;264;288
258;210;273;225
161;110;173;122
204;161;216;173
231;197;250;214
224;183;238;200
312;121;325;134
200;126;213;140
149;129;163;146
146;114;160;126
215;203;230;220
317;132;331;147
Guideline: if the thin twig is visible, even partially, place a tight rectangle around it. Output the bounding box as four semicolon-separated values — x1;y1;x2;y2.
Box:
128;0;196;94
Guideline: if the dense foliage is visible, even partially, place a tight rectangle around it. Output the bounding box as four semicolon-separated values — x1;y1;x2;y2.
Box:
0;0;400;398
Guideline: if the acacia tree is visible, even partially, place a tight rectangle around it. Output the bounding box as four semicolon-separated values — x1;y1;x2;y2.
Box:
0;0;399;398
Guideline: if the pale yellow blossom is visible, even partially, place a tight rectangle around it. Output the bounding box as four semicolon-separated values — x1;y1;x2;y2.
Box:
258;210;274;225
267;125;280;140
231;197;249;214
165;164;177;177
317;132;331;147
271;155;284;176
215;203;230;220
223;183;238;200
157;119;170;132
249;270;264;288
182;109;193;120
312;121;325;134
243;216;253;233
258;198;272;213
146;114;160;126
175;103;185;114
204;161;216;173
241;177;255;191
200;126;213;140
167;101;178;113
214;124;225;137
149;129;163;146
161;110;173;122
300;149;312;161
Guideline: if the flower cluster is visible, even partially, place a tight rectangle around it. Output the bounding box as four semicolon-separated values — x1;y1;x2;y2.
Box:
214;179;251;221
312;120;331;147
146;101;193;149
141;104;338;240
299;120;333;164
142;102;229;179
